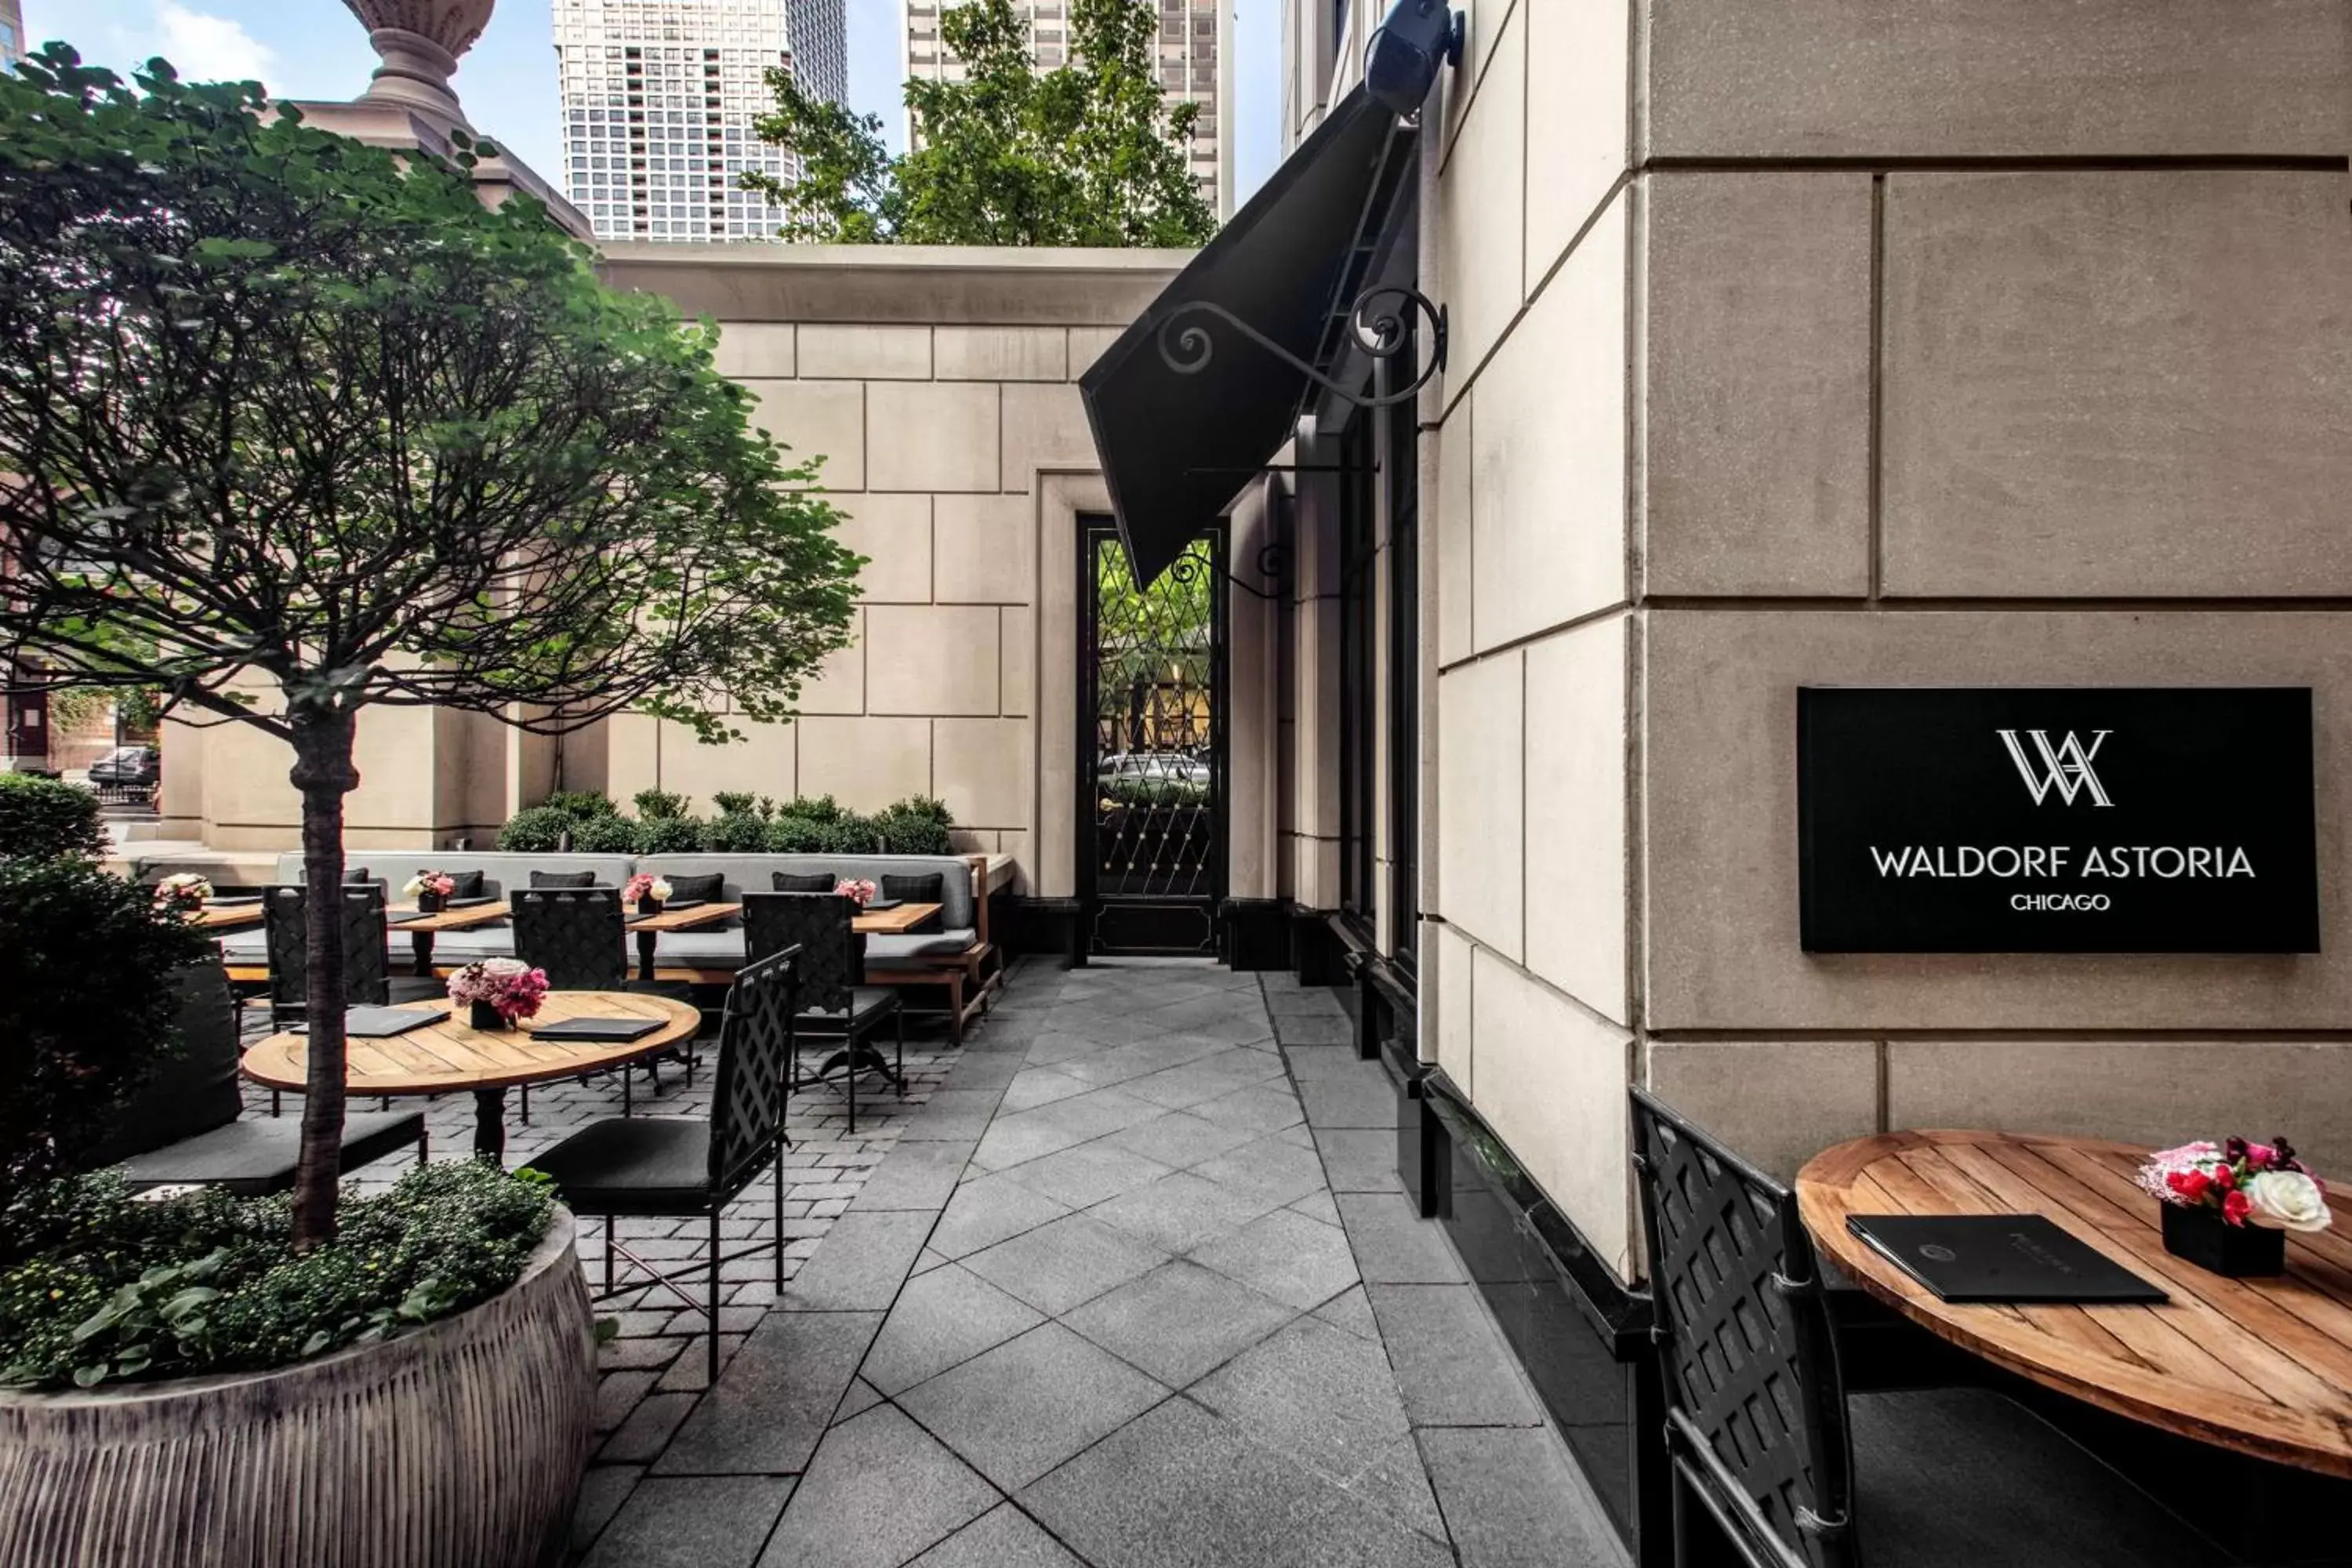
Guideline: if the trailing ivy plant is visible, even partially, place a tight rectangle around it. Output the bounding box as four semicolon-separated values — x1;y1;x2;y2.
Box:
0;48;863;1249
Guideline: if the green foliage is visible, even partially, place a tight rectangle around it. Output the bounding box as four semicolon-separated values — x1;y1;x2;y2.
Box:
495;805;573;853
708;791;758;818
0;861;209;1219
0;1163;554;1389
0;774;107;861
764;815;830;854
636;815;706;855
543;790;617;821
786;793;845;824
632;788;689;821
873;797;956;855
746;0;1214;246
700;811;771;853
568;814;643;855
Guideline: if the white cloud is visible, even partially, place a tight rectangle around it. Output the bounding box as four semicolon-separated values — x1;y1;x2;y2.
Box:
150;2;276;87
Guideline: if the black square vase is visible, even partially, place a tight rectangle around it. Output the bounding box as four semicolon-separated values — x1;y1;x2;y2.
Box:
2160;1201;2285;1277
468;1000;507;1032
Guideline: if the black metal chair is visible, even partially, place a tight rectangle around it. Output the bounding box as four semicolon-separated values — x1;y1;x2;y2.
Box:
262;882;443;1116
1628;1086;2216;1568
101;954;426;1194
742;891;902;1135
509;886;700;1114
532;946;800;1384
263;882;443;1022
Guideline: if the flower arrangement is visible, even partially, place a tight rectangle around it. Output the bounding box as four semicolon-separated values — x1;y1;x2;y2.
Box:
151;873;212;913
402;870;457;911
446;958;549;1025
2139;1138;2332;1232
835;878;878;909
623;873;673;911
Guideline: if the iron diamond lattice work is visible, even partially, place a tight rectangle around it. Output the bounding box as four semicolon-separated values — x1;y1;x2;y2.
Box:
1083;527;1225;953
1154;285;1447;411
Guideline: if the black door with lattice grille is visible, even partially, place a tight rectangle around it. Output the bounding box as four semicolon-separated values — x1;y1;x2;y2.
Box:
1078;517;1226;956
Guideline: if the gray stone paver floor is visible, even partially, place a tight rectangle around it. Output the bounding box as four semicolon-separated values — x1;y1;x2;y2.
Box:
554;957;1627;1568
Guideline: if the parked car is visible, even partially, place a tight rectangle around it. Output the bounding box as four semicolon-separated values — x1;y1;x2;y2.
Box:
88;745;160;789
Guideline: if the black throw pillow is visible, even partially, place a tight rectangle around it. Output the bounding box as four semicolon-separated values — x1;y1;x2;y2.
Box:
438;869;487;899
773;872;835;892
881;873;944;908
530;869;597;888
664;872;724;904
343;866;371;884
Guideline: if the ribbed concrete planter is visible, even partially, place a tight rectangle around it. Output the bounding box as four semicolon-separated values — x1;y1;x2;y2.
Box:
0;1208;594;1568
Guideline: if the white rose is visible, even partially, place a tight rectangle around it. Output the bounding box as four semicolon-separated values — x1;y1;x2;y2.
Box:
651;878;674;900
402;874;426;895
2244;1170;2333;1233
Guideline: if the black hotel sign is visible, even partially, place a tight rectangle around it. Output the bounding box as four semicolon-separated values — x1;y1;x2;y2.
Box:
1798;688;2319;953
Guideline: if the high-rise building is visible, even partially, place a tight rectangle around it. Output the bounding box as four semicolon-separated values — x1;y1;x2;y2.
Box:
902;0;1233;220
0;0;26;71
553;0;849;243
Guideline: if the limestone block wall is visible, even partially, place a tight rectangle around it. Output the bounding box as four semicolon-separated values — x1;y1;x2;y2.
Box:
1417;0;2352;1279
590;246;1189;893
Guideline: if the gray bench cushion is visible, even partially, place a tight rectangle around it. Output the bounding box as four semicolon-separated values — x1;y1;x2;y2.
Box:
866;928;978;963
638;853;975;930
115;1109;425;1197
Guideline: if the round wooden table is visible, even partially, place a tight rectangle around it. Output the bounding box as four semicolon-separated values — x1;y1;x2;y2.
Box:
241;992;702;1162
1798;1129;2352;1479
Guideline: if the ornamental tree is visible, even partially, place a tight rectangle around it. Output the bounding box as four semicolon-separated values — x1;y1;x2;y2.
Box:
746;0;1216;246
0;47;862;1248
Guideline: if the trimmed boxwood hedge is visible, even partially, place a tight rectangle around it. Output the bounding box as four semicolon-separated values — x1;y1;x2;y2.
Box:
491;793;960;858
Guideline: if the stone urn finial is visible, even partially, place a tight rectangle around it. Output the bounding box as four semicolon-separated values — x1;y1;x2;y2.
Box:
341;0;495;132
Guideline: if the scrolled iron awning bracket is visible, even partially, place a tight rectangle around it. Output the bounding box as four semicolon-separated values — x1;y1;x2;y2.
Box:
1155;285;1448;411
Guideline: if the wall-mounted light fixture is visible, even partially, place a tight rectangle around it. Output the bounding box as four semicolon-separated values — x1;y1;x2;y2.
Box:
1363;0;1465;118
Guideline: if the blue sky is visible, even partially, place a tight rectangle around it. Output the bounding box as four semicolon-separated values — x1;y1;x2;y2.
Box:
22;0;1281;209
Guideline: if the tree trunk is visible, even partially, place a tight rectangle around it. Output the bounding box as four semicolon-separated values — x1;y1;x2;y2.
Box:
288;702;361;1251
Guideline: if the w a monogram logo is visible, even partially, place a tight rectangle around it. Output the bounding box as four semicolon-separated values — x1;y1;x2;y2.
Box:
1997;729;2114;807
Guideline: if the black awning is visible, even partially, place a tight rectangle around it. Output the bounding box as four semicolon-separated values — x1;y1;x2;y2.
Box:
1079;85;1417;586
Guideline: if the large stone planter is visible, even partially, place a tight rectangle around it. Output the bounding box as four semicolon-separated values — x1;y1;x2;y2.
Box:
0;1208;594;1568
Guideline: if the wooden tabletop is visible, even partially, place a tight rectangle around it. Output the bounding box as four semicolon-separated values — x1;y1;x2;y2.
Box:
388;902;514;932
856;901;942;935
239;991;701;1096
1798;1129;2352;1479
187;902;264;931
627;900;741;932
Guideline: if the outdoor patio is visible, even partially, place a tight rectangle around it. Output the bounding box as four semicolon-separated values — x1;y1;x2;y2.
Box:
297;957;1617;1567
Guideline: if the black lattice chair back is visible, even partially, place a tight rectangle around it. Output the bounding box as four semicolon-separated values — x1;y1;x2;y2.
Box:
1629;1086;1857;1568
510;887;628;990
707;946;801;1197
742;893;858;1013
263;884;393;1011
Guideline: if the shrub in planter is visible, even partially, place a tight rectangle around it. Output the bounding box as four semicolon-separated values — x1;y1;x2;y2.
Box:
702;811;771;852
0;1163;554;1388
708;790;764;818
542;789;616;820
0;773;105;862
495;804;573;853
875;799;955;855
568;813;643;855
632;788;688;821
788;793;846;824
637;815;706;855
765;815;829;853
0;858;209;1223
